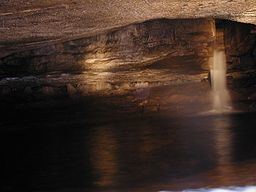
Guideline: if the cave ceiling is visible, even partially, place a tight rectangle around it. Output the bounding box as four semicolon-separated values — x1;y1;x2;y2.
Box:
0;0;255;58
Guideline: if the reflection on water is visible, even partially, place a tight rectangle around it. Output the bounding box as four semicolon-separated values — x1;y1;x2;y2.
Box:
1;111;256;191
213;116;233;164
90;126;119;186
160;186;256;192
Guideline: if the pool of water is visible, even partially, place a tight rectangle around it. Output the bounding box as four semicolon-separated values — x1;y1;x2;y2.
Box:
1;108;256;192
161;186;256;192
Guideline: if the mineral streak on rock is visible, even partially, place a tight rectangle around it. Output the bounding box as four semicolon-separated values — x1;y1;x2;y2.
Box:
0;0;255;57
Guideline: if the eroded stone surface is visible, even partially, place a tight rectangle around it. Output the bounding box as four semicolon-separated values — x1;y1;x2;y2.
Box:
222;20;256;71
0;0;255;57
0;19;214;75
0;18;255;105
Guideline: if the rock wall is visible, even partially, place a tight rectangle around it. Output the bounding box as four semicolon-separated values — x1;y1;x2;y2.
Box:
222;20;256;72
0;0;255;58
0;19;215;76
1;18;256;108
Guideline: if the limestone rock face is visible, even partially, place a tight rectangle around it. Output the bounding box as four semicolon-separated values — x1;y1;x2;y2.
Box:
0;0;255;57
0;19;214;75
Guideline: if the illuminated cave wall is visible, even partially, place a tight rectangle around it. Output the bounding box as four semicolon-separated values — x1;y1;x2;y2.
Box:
0;19;255;105
0;19;215;76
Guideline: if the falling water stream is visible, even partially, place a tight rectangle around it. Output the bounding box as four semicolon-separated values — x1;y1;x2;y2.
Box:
211;49;232;112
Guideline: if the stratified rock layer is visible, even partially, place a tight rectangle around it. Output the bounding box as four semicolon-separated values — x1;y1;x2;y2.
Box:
0;0;255;57
0;19;214;75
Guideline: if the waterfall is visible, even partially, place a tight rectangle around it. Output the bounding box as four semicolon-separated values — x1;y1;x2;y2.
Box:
211;49;232;112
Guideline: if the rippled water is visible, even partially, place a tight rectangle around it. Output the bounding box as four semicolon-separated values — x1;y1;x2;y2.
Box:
1;108;256;192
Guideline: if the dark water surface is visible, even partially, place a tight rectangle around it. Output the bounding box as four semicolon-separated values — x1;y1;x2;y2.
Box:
1;109;256;192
